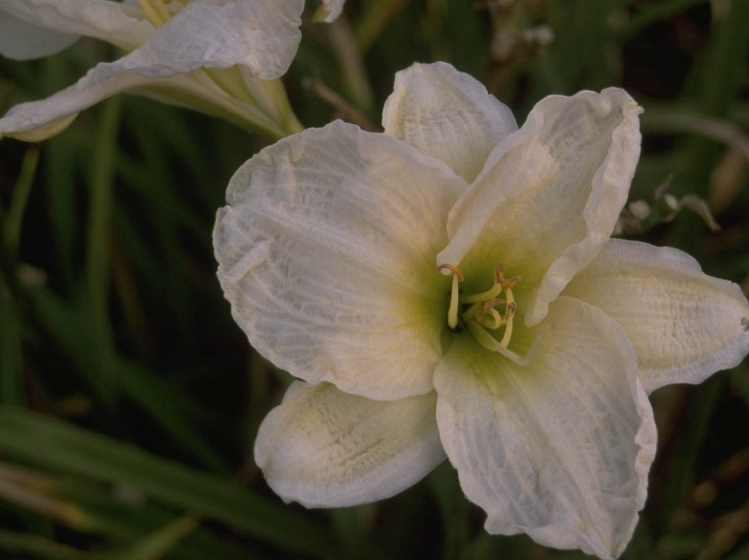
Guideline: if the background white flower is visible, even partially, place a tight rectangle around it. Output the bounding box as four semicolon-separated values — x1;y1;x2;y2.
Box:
214;61;749;559
0;0;346;140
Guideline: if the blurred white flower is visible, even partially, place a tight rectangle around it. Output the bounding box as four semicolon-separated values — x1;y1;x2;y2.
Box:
0;0;343;140
312;0;344;22
213;62;749;559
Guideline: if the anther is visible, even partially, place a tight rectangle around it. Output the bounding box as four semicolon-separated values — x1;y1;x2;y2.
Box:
502;276;521;290
493;263;505;283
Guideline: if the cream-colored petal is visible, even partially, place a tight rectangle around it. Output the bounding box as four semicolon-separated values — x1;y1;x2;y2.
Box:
1;0;303;76
0;11;78;60
564;239;749;393
0;70;147;141
0;0;305;140
434;297;656;560
136;69;302;138
0;0;152;53
437;88;641;326
382;62;517;183
93;0;304;81
255;382;445;507
0;67;297;141
214;121;467;400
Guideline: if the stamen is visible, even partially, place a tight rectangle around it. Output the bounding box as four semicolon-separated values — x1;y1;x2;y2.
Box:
138;0;171;27
468;322;536;365
460;282;504;304
475;299;505;329
498;291;516;348
447;273;460;330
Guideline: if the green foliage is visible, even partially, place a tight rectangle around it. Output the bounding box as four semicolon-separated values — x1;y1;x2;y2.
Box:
1;0;749;558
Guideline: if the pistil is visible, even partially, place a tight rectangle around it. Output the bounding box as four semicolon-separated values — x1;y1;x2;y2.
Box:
438;264;463;330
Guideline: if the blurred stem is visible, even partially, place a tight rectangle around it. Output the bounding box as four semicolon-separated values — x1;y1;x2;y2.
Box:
694;3;749;119
0;145;39;406
4;145;39;252
0;282;23;405
92;513;200;560
302;77;376;130
426;462;471;560
0;528;83;560
0;405;335;557
668;0;749;245
659;378;724;532
0;515;199;560
328;507;382;560
326;17;375;115
641;111;749;164
85;97;122;388
355;0;410;53
612;0;706;42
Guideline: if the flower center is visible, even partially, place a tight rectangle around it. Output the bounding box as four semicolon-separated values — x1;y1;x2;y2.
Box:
439;263;520;349
439;263;536;365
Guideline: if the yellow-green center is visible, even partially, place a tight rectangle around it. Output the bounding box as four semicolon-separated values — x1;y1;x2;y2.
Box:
439;263;520;352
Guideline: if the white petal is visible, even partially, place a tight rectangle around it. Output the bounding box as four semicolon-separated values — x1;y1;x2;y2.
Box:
382;62;517;183
437;88;642;326
93;0;304;81
0;0;152;53
255;382;445;507
0;0;305;139
564;238;749;392
434;297;656;560
0;70;147;141
0;66;296;141
137;69;302;138
214;121;467;400
312;0;346;23
0;11;78;60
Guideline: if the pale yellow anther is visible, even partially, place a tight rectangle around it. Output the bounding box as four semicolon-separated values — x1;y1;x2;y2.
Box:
502;276;521;290
138;0;172;27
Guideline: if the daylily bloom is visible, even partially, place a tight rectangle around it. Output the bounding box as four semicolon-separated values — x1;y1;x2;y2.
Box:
213;62;749;559
0;0;343;141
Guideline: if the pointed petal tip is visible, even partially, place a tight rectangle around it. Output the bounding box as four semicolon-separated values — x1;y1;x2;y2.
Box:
0;110;79;142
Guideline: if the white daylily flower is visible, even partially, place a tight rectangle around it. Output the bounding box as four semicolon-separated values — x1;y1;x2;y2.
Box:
0;0;344;140
213;62;749;559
